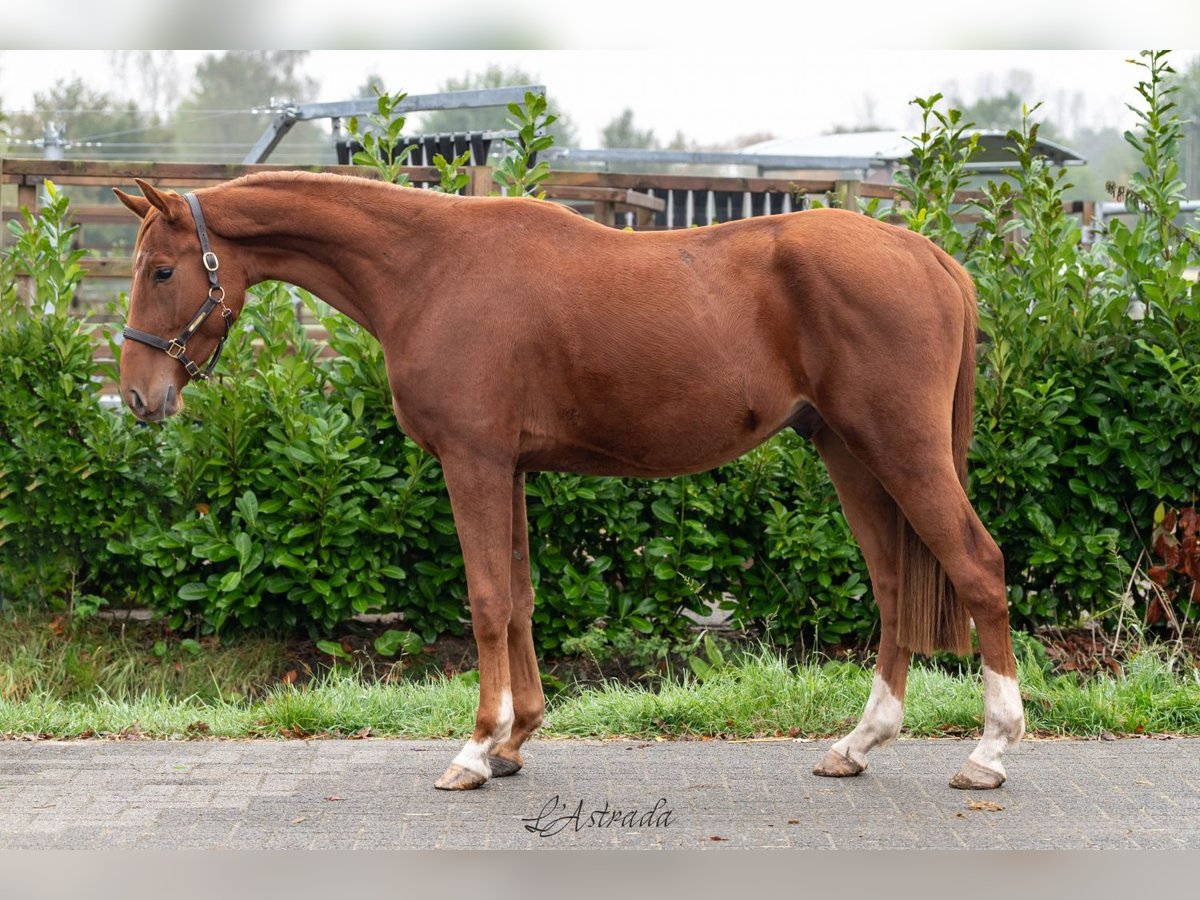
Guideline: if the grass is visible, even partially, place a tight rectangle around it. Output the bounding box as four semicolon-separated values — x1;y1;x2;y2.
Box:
0;613;289;705
3;625;1199;740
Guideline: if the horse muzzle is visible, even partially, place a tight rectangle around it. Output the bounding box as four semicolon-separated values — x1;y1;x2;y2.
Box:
126;382;181;422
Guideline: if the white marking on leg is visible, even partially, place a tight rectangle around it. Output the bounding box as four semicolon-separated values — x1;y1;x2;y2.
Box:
451;739;492;778
494;688;514;746
966;666;1025;777
831;672;904;768
452;689;514;779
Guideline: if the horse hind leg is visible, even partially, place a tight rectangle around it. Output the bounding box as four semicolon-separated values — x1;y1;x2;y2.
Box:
809;426;911;777
849;437;1024;789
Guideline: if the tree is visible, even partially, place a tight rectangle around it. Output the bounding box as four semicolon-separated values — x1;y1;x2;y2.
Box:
353;73;388;100
954;89;1025;132
417;64;577;147
5;77;142;159
1172;52;1200;199
951;70;1061;138
109;51;182;116
600;108;657;149
1061;125;1140;201
98;52;181;158
173;51;327;162
0;59;6;145
827;94;891;134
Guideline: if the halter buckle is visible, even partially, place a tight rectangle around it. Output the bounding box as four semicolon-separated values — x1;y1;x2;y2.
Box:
203;251;219;272
166;339;186;359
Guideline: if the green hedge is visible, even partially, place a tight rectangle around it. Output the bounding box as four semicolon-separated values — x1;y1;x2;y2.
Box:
2;52;1198;651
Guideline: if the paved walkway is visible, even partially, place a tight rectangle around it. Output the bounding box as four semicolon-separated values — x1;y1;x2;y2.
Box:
0;737;1196;849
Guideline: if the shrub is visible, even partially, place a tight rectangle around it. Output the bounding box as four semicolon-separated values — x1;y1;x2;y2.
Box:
3;54;1198;655
0;182;161;614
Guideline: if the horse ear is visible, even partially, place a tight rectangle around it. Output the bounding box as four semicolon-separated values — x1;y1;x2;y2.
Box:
113;187;151;219
133;178;181;223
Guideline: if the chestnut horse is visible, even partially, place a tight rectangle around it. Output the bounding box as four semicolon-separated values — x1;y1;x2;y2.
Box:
114;172;1024;791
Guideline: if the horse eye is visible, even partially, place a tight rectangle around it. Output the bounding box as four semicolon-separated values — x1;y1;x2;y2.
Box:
153;267;174;283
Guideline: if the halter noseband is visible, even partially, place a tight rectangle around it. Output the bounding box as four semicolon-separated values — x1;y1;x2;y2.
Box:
122;192;234;380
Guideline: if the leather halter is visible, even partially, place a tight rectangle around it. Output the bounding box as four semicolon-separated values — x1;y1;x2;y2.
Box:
122;192;234;380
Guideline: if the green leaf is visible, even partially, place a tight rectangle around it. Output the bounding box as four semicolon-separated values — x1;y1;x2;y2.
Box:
374;629;425;658
650;499;676;524
316;640;352;661
177;582;212;601
234;532;252;569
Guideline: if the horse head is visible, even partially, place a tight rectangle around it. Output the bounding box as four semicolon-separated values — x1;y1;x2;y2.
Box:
113;179;248;421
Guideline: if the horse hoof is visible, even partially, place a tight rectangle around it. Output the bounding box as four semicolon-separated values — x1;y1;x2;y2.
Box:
488;754;523;777
949;759;1006;790
434;763;488;791
812;748;865;778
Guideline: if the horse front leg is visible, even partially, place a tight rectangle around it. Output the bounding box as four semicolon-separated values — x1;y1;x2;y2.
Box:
434;455;516;791
488;473;545;777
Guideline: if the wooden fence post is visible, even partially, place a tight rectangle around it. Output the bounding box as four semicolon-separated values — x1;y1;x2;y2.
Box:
592;199;615;227
16;177;39;308
834;178;861;212
467;166;495;197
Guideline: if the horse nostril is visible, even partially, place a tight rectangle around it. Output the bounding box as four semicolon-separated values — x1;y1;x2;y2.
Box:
164;384;178;414
128;388;146;416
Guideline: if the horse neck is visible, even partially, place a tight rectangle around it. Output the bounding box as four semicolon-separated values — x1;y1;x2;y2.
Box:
203;175;446;334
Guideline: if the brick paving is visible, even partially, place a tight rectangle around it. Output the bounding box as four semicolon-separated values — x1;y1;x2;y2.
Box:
0;737;1196;849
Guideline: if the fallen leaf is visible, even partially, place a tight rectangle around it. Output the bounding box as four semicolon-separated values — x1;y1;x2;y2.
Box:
353;726;372;739
709;836;726;841
324;795;345;802
966;800;1004;812
1135;778;1153;786
787;819;800;825
1146;596;1166;625
282;669;298;685
291;816;307;825
185;721;211;736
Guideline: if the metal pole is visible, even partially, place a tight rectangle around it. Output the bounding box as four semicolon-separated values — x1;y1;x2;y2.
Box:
43;122;65;161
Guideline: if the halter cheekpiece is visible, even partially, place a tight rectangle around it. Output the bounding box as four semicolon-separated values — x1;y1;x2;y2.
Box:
122;192;233;380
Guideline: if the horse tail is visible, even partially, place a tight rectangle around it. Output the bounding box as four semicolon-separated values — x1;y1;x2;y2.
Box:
895;251;976;656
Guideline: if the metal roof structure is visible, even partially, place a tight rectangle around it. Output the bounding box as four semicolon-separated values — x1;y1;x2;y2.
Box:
546;129;1085;178
244;85;545;163
740;129;1086;172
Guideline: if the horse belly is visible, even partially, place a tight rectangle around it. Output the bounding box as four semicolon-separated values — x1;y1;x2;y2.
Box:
521;387;804;478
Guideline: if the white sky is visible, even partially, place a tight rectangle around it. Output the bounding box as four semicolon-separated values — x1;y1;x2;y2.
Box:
3;48;1193;149
2;0;1198;149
